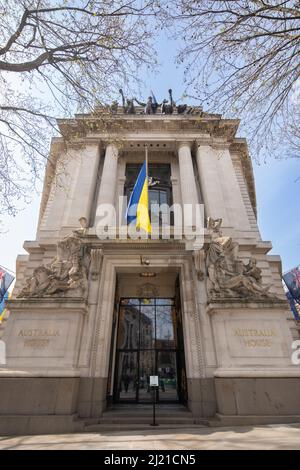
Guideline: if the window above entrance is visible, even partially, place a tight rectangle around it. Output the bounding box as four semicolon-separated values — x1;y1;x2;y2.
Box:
125;163;173;225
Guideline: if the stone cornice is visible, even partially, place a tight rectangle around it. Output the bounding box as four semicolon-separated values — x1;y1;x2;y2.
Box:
7;298;88;313
57;112;240;142
207;299;288;314
24;233;273;255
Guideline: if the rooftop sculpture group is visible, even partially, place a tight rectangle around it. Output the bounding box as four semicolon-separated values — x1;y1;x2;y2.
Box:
111;89;201;115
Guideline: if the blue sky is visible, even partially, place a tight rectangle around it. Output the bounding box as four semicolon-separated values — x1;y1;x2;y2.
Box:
1;33;299;276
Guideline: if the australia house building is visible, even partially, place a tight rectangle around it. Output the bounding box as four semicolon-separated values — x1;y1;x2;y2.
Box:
0;98;300;434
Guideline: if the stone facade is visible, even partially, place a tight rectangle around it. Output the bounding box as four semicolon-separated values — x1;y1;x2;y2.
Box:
0;105;299;435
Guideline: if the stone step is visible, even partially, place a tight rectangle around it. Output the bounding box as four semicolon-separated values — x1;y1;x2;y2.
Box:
102;410;192;417
108;404;188;409
211;414;300;427
102;406;191;416
80;404;211;432
99;416;196;425
84;423;206;433
77;403;214;432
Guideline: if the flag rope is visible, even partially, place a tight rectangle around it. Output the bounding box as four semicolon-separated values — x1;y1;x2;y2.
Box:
0;264;15;275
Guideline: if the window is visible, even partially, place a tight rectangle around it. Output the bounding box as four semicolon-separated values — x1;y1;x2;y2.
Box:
125;163;173;225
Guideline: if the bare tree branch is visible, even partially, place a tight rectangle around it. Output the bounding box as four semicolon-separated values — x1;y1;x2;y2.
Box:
0;0;158;215
162;0;300;160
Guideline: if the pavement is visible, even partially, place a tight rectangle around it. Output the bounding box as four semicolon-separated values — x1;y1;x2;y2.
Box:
1;423;300;450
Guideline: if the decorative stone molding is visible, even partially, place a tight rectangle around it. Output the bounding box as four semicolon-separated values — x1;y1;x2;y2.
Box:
206;299;288;314
90;248;103;280
193;249;206;281
136;283;159;298
176;140;193;151
140;255;150;266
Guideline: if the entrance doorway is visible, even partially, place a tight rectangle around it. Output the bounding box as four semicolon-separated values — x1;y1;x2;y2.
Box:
113;297;187;404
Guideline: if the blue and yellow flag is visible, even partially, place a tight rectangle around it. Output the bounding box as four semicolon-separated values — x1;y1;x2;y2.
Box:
0;267;14;303
0;291;9;323
126;160;151;233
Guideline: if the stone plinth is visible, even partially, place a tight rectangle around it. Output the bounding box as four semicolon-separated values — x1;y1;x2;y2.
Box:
207;299;300;418
0;298;88;435
2;298;87;372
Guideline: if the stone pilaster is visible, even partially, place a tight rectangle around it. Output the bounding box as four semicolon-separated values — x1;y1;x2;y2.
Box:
217;147;251;231
63;144;101;228
38;144;100;235
177;141;199;230
195;143;229;226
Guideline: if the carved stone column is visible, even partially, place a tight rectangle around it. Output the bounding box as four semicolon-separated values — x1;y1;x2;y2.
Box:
177;142;199;229
97;143;119;208
95;143;119;229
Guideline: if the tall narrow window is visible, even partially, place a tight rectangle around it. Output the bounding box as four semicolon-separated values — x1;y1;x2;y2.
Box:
125;163;173;225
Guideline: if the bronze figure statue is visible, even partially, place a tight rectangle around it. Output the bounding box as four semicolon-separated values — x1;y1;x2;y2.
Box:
161;89;174;114
134;92;160;114
110;100;118;114
119;89;135;114
117;88;201;116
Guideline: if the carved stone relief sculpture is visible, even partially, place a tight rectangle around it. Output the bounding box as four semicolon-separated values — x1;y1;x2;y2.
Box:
18;232;89;298
206;217;273;301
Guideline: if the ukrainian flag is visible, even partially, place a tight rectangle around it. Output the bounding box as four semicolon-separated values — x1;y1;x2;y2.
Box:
0;291;9;323
126;160;151;233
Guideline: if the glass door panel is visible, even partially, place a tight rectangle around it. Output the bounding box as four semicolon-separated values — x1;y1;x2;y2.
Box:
115;351;138;402
138;350;155;403
156;305;176;349
157;350;178;402
114;298;185;404
140;305;155;349
117;304;139;350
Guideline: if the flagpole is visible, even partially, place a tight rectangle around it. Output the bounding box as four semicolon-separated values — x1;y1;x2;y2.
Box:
145;143;151;237
145;143;148;181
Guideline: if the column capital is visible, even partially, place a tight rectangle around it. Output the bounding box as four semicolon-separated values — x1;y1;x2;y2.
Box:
176;140;193;151
105;142;119;158
195;138;212;148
